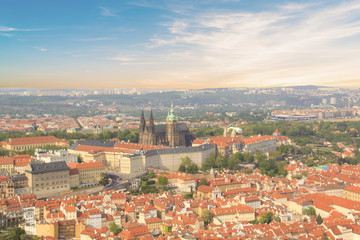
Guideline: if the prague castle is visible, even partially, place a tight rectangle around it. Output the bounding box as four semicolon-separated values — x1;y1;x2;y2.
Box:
138;103;193;147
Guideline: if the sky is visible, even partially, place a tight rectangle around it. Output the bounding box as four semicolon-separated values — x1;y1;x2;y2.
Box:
1;0;360;89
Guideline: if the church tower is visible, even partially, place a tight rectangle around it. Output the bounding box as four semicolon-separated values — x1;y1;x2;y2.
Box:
139;110;146;144
148;110;156;145
166;102;180;147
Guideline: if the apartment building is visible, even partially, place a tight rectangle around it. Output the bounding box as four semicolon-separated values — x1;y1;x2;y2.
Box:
25;161;70;198
68;161;106;187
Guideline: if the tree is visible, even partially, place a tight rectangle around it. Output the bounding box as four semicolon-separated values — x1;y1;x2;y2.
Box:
259;211;274;224
77;155;83;163
158;176;168;185
109;222;122;235
303;207;316;216
198;178;208;187
227;152;242;169
148;171;155;179
202;209;213;224
322;232;329;240
179;165;186;172
316;214;323;225
186;163;199;174
99;173;110;186
0;228;25;240
179;156;199;174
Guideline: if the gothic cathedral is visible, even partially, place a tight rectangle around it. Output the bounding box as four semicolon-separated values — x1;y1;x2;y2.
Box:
138;103;193;147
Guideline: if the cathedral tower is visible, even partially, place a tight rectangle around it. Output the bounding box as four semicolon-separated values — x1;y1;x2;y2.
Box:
139;110;146;144
148;110;156;145
166;102;180;147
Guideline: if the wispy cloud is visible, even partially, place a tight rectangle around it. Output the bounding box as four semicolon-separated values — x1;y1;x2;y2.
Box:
0;33;12;37
0;26;45;32
105;56;133;62
99;7;116;16
33;47;47;52
80;37;118;42
148;0;360;87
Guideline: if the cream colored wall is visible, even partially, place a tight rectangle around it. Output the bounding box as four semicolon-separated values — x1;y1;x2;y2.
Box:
70;174;80;188
29;170;70;198
0;164;14;173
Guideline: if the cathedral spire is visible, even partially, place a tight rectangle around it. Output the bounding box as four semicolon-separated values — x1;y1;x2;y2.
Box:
150;109;154;124
167;101;178;121
149;109;155;132
140;110;146;131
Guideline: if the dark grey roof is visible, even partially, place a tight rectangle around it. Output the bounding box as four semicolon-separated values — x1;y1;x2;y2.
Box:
26;161;69;174
145;144;215;157
154;125;166;133
69;140;116;150
153;123;188;134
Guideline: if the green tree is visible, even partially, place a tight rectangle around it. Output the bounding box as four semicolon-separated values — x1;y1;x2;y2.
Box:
179;156;199;173
227;152;243;169
259;212;274;224
303;207;316;216
202;209;213;224
148;171;155;179
141;181;147;188
316;214;323;225
109;222;122;235
77;155;83;163
99;173;110;186
198;178;208;187
158;176;168;185
186;163;199;174
0;228;26;240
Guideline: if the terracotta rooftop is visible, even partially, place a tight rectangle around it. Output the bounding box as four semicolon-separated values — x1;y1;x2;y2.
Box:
69;161;106;170
6;136;66;145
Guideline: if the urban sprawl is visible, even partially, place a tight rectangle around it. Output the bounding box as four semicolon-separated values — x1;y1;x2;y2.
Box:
2;87;360;240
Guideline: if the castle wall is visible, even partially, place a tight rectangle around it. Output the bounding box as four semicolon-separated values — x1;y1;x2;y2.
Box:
144;145;215;171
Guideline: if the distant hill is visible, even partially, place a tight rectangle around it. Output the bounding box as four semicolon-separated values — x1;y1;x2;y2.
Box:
283;85;329;90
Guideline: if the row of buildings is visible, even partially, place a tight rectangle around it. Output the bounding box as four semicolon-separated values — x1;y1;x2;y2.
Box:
0;155;107;199
271;107;359;121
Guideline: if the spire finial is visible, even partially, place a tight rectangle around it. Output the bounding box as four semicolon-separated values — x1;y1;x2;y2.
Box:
166;100;178;121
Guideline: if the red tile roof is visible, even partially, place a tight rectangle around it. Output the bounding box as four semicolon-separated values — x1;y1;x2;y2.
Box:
0;157;13;165
344;185;360;194
68;161;106;170
6;136;66;145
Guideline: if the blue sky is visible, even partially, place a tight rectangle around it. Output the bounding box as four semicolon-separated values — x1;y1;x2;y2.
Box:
1;0;360;89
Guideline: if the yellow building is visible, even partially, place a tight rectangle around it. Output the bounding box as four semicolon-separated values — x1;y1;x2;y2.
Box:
145;217;163;232
68;161;106;187
0;157;14;173
212;205;255;224
36;222;58;239
69;169;80;189
343;185;360;202
3;136;68;151
161;172;197;193
0;176;14;199
35;220;85;240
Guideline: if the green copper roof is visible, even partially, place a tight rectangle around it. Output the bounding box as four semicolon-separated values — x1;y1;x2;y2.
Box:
166;101;178;121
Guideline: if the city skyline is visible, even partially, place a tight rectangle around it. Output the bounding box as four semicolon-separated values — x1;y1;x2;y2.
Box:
1;0;360;89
